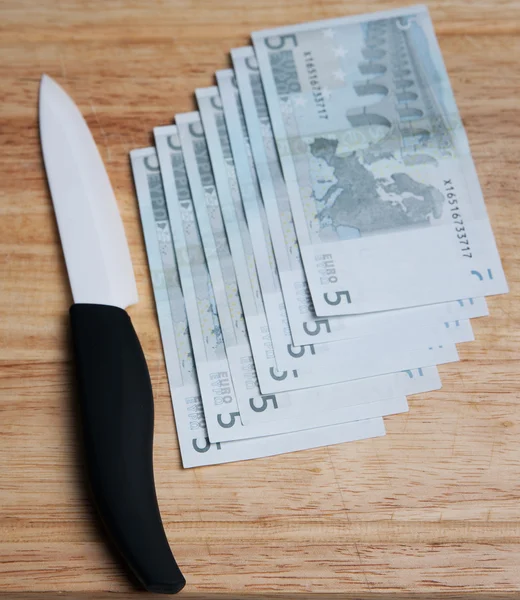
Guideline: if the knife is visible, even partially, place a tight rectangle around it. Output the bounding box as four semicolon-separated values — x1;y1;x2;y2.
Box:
39;74;186;594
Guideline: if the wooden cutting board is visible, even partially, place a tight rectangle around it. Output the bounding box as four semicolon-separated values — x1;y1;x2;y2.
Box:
1;0;519;595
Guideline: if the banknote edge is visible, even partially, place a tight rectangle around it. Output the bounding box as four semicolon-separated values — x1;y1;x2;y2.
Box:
251;4;428;40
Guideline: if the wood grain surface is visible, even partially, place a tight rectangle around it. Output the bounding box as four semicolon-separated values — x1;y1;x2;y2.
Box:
1;0;519;596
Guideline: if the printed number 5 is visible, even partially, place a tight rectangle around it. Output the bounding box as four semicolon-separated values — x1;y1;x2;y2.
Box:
265;34;298;50
323;290;351;306
287;343;315;358
192;437;222;453
303;318;331;336
249;395;279;413
217;412;240;428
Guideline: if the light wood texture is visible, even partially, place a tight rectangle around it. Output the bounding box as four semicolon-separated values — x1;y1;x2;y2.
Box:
1;0;519;595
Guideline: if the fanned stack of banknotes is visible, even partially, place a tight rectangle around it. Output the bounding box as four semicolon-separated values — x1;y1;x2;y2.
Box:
130;6;508;468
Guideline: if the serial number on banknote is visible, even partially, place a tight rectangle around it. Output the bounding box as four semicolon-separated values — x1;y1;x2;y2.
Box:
304;51;329;120
444;179;472;258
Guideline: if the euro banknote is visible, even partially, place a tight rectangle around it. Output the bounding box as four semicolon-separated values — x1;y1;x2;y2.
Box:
165;121;411;441
252;5;507;316
132;146;389;463
231;46;489;346
156;123;452;414
195;86;472;393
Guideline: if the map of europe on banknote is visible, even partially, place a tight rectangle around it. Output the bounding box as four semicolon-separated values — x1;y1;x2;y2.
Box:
253;5;508;316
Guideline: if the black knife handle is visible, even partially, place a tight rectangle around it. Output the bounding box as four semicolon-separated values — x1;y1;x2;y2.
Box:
69;303;186;594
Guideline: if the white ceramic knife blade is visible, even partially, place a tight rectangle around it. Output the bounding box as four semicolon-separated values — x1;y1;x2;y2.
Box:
39;74;138;309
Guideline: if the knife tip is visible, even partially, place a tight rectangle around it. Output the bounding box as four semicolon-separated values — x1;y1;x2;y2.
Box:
39;74;52;104
39;74;69;115
40;73;56;94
